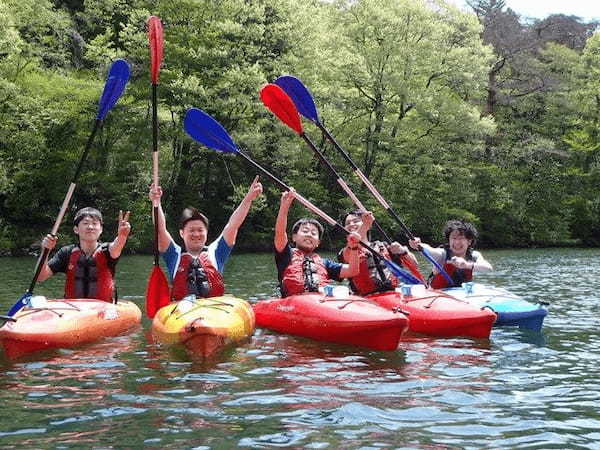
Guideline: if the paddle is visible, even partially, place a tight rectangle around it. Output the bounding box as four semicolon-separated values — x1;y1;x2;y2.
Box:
183;108;422;285
274;75;453;286
261;83;426;284
6;59;130;317
145;16;170;319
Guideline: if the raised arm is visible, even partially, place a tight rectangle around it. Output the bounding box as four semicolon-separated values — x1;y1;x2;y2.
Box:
339;232;361;278
274;189;295;253
221;176;263;247
409;237;445;261
149;184;175;252
109;210;131;259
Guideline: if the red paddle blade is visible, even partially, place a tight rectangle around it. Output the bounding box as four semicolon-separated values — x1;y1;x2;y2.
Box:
400;254;426;284
147;16;164;84
260;84;303;135
145;265;170;318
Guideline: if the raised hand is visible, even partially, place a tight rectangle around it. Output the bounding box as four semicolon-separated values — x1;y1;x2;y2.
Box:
118;210;131;238
246;176;263;201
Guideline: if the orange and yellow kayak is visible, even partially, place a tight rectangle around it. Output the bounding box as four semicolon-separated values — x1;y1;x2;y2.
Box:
151;295;255;357
0;298;141;359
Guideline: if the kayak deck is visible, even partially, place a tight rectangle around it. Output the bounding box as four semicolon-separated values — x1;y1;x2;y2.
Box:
253;292;409;351
444;283;548;332
368;289;497;339
0;299;142;359
151;295;255;357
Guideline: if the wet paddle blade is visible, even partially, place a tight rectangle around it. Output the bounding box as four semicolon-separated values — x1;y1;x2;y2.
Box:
260;84;303;135
96;59;130;120
274;75;320;124
147;16;164;84
420;246;454;285
146;266;170;319
383;258;423;285
184;108;239;153
6;293;31;317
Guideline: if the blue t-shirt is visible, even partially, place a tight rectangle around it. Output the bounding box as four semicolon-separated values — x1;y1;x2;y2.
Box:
161;234;232;282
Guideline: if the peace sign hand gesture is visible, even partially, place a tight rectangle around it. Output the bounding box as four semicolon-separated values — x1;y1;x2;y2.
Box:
118;210;131;238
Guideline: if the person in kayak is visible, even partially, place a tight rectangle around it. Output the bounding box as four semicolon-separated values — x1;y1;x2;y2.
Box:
274;189;361;297
148;176;263;300
38;207;131;301
338;210;419;295
409;219;492;289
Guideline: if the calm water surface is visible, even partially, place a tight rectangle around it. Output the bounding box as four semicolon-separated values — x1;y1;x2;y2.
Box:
1;248;599;448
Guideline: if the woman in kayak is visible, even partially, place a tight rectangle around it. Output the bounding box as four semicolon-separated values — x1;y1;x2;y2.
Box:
338;210;419;295
274;189;361;297
148;176;262;300
38;207;131;301
409;219;493;289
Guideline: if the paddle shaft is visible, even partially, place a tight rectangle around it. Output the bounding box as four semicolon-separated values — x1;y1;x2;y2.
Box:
315;122;453;284
27;119;103;294
151;83;160;266
299;132;393;242
234;149;416;281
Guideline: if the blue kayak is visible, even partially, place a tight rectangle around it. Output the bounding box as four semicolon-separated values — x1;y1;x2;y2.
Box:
443;283;548;332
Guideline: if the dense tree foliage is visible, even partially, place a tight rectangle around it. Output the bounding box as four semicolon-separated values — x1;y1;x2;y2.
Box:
0;0;598;256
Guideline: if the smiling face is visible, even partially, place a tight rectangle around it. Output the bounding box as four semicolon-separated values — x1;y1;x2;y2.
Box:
73;216;103;243
180;219;208;254
448;230;472;258
344;214;362;234
292;222;321;253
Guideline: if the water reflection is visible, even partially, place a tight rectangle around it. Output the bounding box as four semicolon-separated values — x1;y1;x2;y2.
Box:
0;249;600;448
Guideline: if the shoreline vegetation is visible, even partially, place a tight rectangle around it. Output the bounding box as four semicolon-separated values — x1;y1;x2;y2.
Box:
1;0;599;256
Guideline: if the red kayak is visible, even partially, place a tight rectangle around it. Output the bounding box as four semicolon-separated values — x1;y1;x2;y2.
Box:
253;292;408;351
0;298;141;359
368;287;497;339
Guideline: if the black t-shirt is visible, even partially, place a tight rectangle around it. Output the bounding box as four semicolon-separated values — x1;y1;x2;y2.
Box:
48;243;118;275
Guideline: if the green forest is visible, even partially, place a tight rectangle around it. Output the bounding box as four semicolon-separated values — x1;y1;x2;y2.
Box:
1;0;599;255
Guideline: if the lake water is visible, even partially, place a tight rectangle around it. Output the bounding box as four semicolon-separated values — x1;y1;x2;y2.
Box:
1;248;599;448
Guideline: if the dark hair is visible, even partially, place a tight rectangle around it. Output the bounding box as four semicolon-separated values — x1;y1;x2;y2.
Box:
73;207;103;226
443;220;478;246
180;207;209;230
341;210;364;226
292;218;324;239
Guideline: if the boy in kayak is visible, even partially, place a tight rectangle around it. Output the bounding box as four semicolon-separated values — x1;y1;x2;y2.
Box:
39;207;131;301
409;219;492;289
274;190;361;297
338;210;420;295
148;176;262;300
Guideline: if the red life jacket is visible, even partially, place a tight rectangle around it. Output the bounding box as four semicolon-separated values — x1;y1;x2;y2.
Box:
281;247;330;297
339;242;398;295
429;247;474;289
64;244;115;302
171;252;225;301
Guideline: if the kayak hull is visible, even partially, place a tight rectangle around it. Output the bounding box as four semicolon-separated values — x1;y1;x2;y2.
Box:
253;293;408;351
368;289;497;339
151;296;255;357
444;283;548;332
0;299;142;359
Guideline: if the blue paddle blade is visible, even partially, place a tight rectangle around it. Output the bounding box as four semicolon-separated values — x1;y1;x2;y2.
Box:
7;293;32;317
383;259;423;285
183;108;239;153
274;75;320;124
420;247;454;285
96;59;130;120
